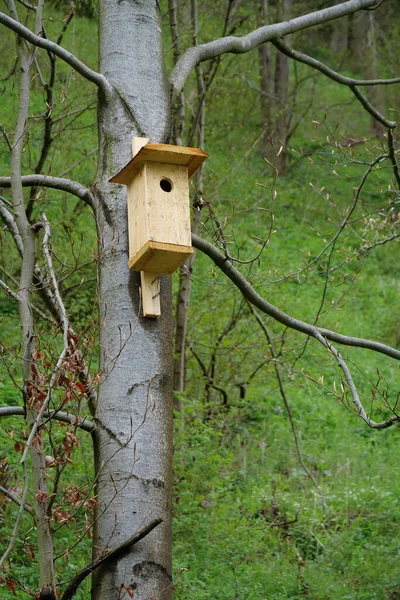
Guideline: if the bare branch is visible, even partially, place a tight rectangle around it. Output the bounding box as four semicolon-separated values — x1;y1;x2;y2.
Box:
193;233;400;429
0;463;29;570
273;38;400;89
0;175;96;210
0;276;53;321
272;37;397;129
350;85;395;129
248;303;327;509
0;11;112;94
387;129;400;188
0;199;23;255
0;198;69;324
60;518;163;600
191;233;400;361
170;0;378;98
315;332;400;429
16;0;36;10
0;406;95;432
21;215;70;465
0;484;34;515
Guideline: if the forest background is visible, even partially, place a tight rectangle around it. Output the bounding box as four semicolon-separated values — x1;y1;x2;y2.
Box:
0;0;400;598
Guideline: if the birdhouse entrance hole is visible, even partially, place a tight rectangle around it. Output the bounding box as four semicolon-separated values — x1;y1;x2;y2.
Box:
160;178;173;193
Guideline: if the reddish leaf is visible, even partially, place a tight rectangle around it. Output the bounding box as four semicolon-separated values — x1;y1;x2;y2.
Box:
75;381;85;394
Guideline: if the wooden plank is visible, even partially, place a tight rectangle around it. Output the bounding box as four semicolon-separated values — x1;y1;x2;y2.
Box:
140;271;161;318
132;136;148;158
126;169;148;258
110;142;208;184
145;162;191;248
128;241;193;274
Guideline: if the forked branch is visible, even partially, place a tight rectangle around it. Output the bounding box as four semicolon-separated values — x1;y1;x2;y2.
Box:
0;11;111;94
272;37;397;129
192;233;400;428
192;234;400;361
170;0;378;99
21;214;70;465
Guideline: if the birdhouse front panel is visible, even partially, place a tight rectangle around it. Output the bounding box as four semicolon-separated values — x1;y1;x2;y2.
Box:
126;161;194;274
145;162;192;246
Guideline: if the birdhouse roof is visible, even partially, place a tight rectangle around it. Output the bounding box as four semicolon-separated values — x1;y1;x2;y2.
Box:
110;142;208;185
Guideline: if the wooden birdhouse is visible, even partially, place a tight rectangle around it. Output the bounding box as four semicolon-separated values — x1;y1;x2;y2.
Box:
110;137;208;317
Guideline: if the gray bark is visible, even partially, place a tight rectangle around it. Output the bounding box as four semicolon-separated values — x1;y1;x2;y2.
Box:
258;0;274;158
92;2;173;599
258;0;291;173
173;0;206;398
365;11;385;137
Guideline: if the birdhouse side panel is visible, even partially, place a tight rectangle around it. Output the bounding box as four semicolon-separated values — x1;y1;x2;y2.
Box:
127;168;148;258
144;162;192;247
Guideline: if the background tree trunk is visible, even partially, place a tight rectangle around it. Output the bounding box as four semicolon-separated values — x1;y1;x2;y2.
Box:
258;0;275;160
258;0;291;174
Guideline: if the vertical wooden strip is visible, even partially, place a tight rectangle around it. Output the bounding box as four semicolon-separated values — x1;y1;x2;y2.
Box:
140;271;161;318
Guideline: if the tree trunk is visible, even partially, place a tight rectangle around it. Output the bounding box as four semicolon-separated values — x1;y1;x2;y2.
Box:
258;0;274;160
258;0;291;174
273;0;290;174
365;11;385;138
92;2;173;599
173;0;206;399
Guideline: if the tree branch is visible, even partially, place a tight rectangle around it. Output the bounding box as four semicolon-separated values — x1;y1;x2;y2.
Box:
314;331;400;429
0;197;70;325
248;303;327;509
0;11;111;94
0;484;34;515
191;233;400;361
0;406;95;432
0;175;97;210
0;276;53;321
387;129;400;188
21;215;70;465
170;0;378;98
0;463;29;571
193;233;400;428
272;37;397;129
60;518;163;600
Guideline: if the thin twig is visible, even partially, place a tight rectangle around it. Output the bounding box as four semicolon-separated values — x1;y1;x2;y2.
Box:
0;11;111;94
0;463;29;569
21;215;70;464
248;303;327;510
0;484;34;515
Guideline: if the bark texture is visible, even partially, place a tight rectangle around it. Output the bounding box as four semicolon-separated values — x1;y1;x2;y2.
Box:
92;2;173;599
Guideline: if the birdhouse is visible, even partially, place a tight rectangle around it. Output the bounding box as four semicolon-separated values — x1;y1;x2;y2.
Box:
110;137;208;317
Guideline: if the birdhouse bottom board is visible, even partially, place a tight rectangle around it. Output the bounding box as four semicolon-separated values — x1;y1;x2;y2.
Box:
128;240;193;274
